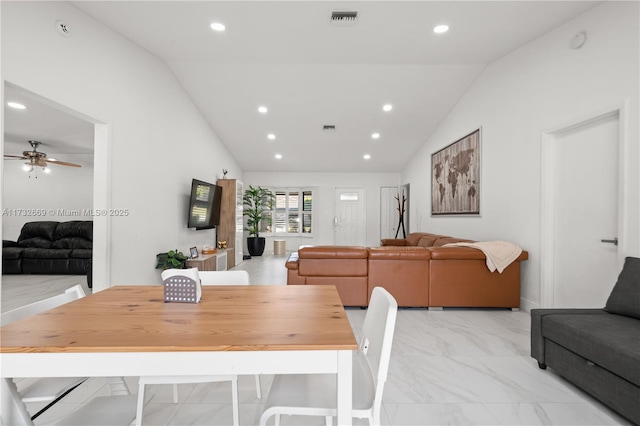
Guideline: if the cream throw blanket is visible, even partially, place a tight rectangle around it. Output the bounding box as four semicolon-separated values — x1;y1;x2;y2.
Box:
444;241;522;273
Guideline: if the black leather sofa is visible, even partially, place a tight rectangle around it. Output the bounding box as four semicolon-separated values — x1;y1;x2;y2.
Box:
531;257;640;425
2;221;92;277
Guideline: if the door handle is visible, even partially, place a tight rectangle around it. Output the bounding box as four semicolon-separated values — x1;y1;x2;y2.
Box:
600;237;618;246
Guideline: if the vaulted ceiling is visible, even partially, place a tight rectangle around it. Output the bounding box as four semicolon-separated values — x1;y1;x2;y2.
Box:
5;1;601;173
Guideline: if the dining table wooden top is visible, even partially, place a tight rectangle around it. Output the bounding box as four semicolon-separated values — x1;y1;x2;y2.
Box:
0;285;358;354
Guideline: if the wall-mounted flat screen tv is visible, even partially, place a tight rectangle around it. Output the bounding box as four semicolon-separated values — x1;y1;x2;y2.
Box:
187;179;223;230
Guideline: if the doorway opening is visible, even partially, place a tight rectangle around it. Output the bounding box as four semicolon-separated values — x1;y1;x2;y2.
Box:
2;82;110;292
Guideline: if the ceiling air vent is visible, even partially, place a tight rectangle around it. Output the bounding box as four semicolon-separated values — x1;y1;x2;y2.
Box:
330;10;358;26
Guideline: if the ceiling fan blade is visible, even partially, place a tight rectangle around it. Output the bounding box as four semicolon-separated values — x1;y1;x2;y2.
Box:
4;154;29;160
46;158;82;167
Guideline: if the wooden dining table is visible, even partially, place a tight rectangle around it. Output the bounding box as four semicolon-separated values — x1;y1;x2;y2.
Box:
1;284;357;425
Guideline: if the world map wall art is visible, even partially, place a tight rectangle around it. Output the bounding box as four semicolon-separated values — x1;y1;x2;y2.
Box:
431;128;480;215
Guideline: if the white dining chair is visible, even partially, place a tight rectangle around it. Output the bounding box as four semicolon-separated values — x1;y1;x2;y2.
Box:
259;286;398;426
136;269;260;426
1;285;89;421
54;378;138;426
1;285;138;425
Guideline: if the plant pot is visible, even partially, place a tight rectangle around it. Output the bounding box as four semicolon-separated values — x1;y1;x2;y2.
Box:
247;237;266;256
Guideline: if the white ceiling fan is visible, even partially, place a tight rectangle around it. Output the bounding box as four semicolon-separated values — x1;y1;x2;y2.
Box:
4;140;82;171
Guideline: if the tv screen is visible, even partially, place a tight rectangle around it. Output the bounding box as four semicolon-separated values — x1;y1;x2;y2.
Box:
188;179;222;230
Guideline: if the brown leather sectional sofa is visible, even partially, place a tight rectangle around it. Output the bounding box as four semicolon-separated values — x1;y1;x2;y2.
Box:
285;232;528;308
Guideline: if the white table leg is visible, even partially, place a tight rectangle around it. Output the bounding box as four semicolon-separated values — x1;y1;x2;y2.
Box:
336;350;352;425
1;378;34;426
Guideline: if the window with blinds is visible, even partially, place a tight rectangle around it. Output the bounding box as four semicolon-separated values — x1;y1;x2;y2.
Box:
263;188;313;235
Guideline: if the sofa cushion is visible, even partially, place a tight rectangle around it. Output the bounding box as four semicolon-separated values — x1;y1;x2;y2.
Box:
417;235;440;247
70;249;92;259
21;248;72;259
432;237;475;247
17;221;59;242
368;246;431;260
406;233;429;246
542;313;640;387
54;221;93;241
52;237;93;250
18;237;53;249
298;246;368;259
605;256;640;320
298;247;368;277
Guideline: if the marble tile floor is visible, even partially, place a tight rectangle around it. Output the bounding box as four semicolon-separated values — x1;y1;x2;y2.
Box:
1;253;631;425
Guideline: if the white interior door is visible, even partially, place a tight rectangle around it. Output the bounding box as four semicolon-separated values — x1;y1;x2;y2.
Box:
334;187;365;246
553;112;620;308
380;187;397;240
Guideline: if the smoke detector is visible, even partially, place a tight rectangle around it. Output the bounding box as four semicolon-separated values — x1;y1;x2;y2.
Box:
330;10;358;26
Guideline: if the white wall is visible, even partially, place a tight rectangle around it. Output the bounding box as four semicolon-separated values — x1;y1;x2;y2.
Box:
2;2;242;285
402;2;640;309
243;172;401;251
3;153;94;240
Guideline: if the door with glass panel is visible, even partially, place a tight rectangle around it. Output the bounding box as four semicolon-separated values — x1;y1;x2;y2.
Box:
334;187;365;246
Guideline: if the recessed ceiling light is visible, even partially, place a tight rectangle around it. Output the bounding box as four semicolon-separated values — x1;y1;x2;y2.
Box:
433;24;449;34
7;102;26;110
258;106;268;114
275;154;282;159
382;104;393;112
210;22;226;32
363;154;371;160
371;133;380;139
267;134;276;140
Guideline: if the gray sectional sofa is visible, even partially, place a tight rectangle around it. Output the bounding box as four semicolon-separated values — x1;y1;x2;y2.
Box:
531;256;640;425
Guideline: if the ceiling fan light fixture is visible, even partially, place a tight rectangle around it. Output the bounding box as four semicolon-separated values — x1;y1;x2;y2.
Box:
6;140;82;173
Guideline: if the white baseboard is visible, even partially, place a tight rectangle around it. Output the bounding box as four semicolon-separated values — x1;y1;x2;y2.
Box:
519;297;540;313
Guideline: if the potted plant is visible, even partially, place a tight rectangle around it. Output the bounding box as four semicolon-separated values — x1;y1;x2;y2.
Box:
243;185;275;256
155;249;188;270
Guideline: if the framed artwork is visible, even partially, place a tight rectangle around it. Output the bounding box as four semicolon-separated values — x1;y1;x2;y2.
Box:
189;246;199;258
431;128;480;215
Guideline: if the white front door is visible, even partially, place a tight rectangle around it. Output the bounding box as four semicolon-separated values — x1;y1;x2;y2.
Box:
334;187;365;246
552;111;620;308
